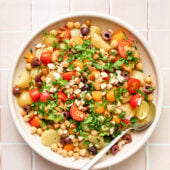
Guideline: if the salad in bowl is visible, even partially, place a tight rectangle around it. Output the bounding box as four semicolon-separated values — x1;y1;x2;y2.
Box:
12;19;155;160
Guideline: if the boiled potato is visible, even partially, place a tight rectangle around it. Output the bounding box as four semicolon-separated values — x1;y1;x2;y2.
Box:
15;70;31;88
139;102;155;125
91;33;111;51
90;26;101;35
120;103;135;117
121;95;132;103
79;140;89;149
41;129;60;147
71;29;80;37
30;68;42;79
17;91;33;107
88;135;104;149
130;70;145;86
136;101;149;120
43;35;58;46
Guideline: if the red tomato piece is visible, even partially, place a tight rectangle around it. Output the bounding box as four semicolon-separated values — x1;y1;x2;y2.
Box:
69;94;75;99
29;88;40;102
118;39;134;58
40;52;52;65
40;91;51;102
122;119;130;125
130;93;141;109
127;78;141;93
58;91;67;102
29;116;40;127
70;104;85;121
62;71;76;81
103;77;110;82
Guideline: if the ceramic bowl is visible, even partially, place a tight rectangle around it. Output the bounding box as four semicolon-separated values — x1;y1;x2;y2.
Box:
8;12;163;169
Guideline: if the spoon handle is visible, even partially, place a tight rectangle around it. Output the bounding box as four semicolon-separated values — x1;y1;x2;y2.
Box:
81;128;131;170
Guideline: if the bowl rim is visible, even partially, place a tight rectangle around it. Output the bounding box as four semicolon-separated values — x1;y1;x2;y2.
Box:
8;11;163;169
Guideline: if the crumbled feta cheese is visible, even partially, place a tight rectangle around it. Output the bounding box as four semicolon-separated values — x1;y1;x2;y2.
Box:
102;92;106;96
57;67;63;73
46;77;51;84
107;84;112;89
110;128;114;135
137;98;142;106
107;104;114;110
94;72;100;79
36;43;42;48
95;144;99;149
116;70;121;75
78;136;84;141
79;105;83;110
63;130;68;134
75;99;80;106
50;87;57;93
67;103;73;107
34;111;37;115
74;89;81;94
118;140;125;150
47;63;55;70
101;72;108;78
117;75;125;83
101;83;106;89
69;80;75;86
110;78;118;85
53;72;61;80
69;135;75;140
75;67;81;71
79;82;84;88
89;143;93;147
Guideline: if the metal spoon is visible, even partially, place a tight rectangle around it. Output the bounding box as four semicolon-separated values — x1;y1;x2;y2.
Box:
81;102;156;170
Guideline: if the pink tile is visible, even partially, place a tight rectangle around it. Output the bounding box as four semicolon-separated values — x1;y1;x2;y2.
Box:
149;145;170;170
150;0;170;29
32;0;69;30
71;0;110;14
150;31;170;68
1;107;24;143
0;70;9;105
149;108;170;144
1;144;32;170
162;70;170;106
35;153;68;170
110;146;146;170
0;32;30;68
0;0;31;31
111;0;147;30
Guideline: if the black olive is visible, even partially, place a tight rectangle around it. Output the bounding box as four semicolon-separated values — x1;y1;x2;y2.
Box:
143;84;153;93
63;111;70;119
22;104;31;113
36;81;43;88
31;57;41;67
111;144;119;155
12;86;21;96
60;137;71;145
81;84;90;91
121;71;130;80
89;146;97;155
102;30;112;41
35;74;42;82
122;134;132;144
80;27;89;36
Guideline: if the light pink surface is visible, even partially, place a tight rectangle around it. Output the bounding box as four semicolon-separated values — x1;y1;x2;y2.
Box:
0;0;168;170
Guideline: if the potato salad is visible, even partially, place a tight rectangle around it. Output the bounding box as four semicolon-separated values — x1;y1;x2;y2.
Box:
12;20;155;160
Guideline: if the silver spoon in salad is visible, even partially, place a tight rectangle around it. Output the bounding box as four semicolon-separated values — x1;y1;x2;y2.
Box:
81;102;156;170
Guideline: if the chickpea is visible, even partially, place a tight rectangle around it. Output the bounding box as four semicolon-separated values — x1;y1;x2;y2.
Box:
61;149;68;157
73;153;79;160
136;62;143;70
74;146;80;153
31;127;37;134
80;149;87;157
57;148;62;154
37;128;43;136
93;54;99;60
62;61;69;68
54;123;60;129
58;129;63;135
148;94;153;101
74;22;80;29
24;115;30;122
67;21;74;29
51;143;58;152
91;130;98;136
64;120;70;127
110;39;118;48
60;124;66;130
58;143;63;148
145;76;152;84
85;93;92;101
89;155;94;159
26;63;32;71
41;76;46;82
68;150;74;157
51;54;57;63
50;30;57;36
86;20;91;27
20;109;26;116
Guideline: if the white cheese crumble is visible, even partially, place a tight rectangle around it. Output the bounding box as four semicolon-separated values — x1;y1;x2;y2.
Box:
101;72;108;78
75;67;81;71
74;89;81;94
63;130;68;134
69;135;75;140
110;128;114;135
79;82;84;88
36;43;42;48
78;136;84;141
53;72;61;80
47;63;55;70
46;77;51;84
137;98;142;106
50;87;57;93
101;83;106;89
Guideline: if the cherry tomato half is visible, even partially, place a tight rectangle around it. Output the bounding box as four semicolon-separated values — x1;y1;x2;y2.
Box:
40;52;52;65
130;93;141;109
29;88;40;102
69;94;75;99
62;71;76;81
122;119;130;126
29;116;40;127
118;39;134;58
40;91;51;102
58;91;67;102
127;78;141;93
103;77;110;82
70;104;85;121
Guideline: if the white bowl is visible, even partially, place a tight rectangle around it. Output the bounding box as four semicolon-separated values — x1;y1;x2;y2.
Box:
8;12;163;169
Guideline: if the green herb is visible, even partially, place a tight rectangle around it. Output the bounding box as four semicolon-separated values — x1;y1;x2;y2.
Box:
58;57;63;62
130;117;138;125
60;50;64;57
42;30;48;36
104;62;114;72
92;63;103;70
124;36;128;41
144;94;148;101
52;41;57;49
110;51;118;55
119;111;125;118
29;48;33;53
83;140;90;145
136;89;143;96
113;57;125;69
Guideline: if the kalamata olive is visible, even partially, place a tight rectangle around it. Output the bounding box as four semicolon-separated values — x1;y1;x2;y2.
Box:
121;71;130;80
35;74;42;82
122;134;132;144
111;144;119;154
85;105;90;112
63;111;70;119
81;77;86;83
81;84;90;91
80;27;89;36
31;57;41;67
60;137;71;145
12;86;21;96
22;104;31;113
36;81;43;88
102;30;112;41
89;146;97;155
143;84;153;93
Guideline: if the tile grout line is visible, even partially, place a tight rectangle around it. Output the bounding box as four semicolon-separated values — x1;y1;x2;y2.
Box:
32;151;35;170
146;142;149;170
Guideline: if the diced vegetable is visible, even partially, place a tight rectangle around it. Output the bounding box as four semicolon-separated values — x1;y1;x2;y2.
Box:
92;91;103;101
112;31;125;42
70;104;85;121
29;116;40;127
17;91;33;107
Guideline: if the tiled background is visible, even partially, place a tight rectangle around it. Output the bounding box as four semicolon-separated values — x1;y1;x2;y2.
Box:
0;0;169;170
